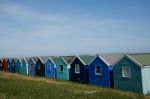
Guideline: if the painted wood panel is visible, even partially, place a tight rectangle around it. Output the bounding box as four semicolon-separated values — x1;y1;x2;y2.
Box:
28;59;35;75
2;59;8;72
16;60;21;73
70;57;86;83
113;56;143;93
56;58;69;80
10;59;16;73
21;59;28;75
45;59;56;79
141;67;150;95
89;57;112;87
35;59;45;76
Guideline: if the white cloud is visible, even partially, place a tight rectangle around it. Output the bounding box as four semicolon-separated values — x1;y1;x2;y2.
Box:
0;3;150;57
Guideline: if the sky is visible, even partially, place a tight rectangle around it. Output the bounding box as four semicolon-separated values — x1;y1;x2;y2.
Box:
0;0;150;57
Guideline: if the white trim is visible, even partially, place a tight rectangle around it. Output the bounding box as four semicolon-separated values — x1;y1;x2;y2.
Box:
75;64;80;74
95;65;101;75
143;66;150;68
126;54;143;68
88;55;97;65
30;57;36;64
112;53;143;68
88;55;111;66
112;53;125;66
39;57;44;64
46;57;56;65
23;57;28;64
60;56;69;65
99;55;110;66
69;56;77;65
122;66;131;78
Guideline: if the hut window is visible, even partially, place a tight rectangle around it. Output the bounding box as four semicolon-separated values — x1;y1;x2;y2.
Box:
122;66;131;78
95;65;101;75
75;64;80;74
59;65;63;72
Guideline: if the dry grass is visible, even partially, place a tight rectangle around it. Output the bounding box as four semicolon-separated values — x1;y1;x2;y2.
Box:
0;71;149;99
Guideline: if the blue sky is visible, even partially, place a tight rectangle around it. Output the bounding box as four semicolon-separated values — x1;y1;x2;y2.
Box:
0;0;150;57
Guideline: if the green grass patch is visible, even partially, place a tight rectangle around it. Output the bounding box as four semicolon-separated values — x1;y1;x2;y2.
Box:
0;71;149;99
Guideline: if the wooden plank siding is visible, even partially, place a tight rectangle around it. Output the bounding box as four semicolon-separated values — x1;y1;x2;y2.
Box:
56;57;70;80
70;57;85;83
89;56;112;87
45;58;56;79
113;56;143;93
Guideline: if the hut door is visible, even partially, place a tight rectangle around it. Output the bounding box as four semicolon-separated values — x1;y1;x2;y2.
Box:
36;63;44;76
85;70;89;83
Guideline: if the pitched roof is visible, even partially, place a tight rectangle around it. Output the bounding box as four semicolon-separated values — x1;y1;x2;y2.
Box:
24;57;31;63
32;57;39;63
129;53;150;66
51;56;60;64
62;56;75;64
40;56;49;63
7;58;13;63
99;53;123;66
12;58;18;63
79;55;95;64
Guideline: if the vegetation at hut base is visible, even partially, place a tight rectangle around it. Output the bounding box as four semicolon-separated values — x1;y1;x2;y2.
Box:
0;71;149;99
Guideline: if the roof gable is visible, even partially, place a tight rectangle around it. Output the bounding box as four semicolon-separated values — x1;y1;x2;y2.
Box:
129;53;150;66
32;57;39;64
99;53;123;66
40;56;49;64
46;57;56;65
62;56;75;64
79;55;95;65
51;56;60;64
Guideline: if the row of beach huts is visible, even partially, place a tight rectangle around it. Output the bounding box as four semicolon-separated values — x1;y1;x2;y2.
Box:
0;53;150;94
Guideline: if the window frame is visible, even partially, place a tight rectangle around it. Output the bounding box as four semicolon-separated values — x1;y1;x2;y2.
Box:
59;65;64;72
75;64;80;74
122;66;131;78
95;65;101;75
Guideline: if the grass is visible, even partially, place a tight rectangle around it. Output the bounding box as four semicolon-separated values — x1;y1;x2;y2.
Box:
0;71;149;99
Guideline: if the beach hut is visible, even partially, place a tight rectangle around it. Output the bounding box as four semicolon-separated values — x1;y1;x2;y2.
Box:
28;57;38;75
21;57;29;75
7;58;12;72
89;53;123;88
70;55;94;83
15;58;22;73
53;56;75;80
0;59;3;70
2;58;8;72
35;57;46;76
9;58;17;72
113;53;150;94
45;56;56;79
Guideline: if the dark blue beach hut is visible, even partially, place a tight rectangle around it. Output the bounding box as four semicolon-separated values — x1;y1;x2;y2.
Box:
28;57;39;75
70;55;94;83
7;58;13;72
9;58;17;73
89;53;123;88
45;56;56;79
35;57;46;77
